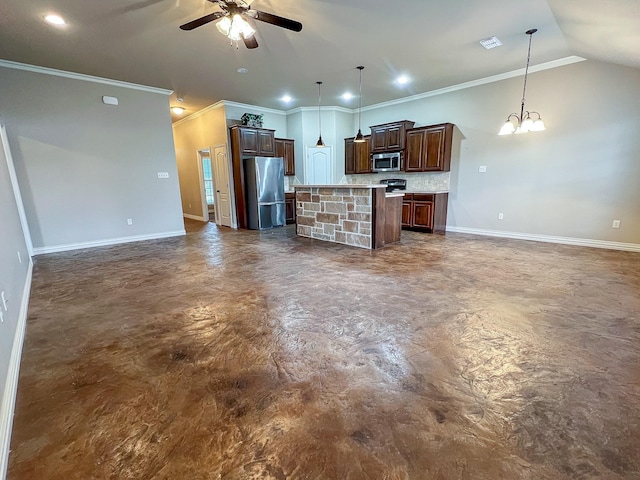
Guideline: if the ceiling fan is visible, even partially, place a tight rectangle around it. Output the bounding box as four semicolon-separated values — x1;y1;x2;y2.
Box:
179;0;303;49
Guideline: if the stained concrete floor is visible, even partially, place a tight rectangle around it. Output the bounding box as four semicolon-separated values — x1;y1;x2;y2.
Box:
8;220;640;479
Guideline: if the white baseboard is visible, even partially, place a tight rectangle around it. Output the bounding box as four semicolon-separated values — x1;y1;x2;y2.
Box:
0;260;33;480
183;213;207;222
446;226;640;252
32;230;186;255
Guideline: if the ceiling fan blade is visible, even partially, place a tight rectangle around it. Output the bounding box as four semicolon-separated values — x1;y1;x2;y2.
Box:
251;10;302;32
242;34;259;49
179;12;225;31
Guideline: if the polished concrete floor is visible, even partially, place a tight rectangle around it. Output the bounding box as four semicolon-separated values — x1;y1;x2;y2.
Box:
8;221;640;479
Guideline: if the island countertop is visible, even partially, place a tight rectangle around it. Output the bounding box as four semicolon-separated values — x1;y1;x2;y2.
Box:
294;184;386;189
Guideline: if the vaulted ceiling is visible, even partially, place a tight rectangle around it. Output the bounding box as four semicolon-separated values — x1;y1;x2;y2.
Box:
1;0;638;121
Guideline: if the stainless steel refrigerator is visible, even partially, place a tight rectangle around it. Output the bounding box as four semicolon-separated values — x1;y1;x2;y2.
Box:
244;156;286;230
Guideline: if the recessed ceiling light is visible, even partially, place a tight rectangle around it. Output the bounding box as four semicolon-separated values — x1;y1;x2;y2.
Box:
171;107;185;115
341;92;353;100
44;14;66;26
479;36;502;49
396;75;409;85
281;95;292;103
237;68;249;74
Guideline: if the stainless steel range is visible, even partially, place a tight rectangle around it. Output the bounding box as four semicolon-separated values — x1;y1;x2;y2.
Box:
379;178;406;192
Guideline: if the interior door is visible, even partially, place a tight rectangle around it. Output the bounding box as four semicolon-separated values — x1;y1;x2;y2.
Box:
213;144;233;228
305;146;333;184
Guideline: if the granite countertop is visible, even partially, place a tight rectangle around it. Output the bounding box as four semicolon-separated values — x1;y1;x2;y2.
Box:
293;184;386;189
404;190;449;194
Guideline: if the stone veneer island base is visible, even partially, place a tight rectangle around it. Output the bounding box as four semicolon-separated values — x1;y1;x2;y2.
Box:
294;185;403;249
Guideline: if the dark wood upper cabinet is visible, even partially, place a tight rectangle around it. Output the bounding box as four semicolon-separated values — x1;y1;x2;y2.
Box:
234;125;276;157
345;136;371;174
405;123;454;172
369;121;415;153
230;125;277;229
275;138;295;176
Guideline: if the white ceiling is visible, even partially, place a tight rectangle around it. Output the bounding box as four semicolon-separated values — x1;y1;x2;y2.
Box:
0;0;638;121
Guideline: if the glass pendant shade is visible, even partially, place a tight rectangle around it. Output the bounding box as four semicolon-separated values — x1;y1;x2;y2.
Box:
530;118;546;132
499;121;516;136
354;66;365;141
316;81;325;147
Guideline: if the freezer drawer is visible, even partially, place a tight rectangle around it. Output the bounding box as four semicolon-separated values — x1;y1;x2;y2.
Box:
253;202;286;230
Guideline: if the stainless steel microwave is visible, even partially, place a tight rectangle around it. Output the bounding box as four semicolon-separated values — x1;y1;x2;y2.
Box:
372;152;401;172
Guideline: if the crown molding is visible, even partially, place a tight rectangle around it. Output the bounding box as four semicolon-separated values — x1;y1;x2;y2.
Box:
286;106;354;115
172;100;226;127
362;56;586;112
222;100;286;116
0;59;173;95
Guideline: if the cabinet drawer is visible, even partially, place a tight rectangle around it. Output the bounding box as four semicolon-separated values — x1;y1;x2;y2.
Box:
413;193;435;202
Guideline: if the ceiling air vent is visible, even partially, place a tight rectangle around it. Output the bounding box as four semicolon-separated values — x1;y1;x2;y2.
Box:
479;36;502;49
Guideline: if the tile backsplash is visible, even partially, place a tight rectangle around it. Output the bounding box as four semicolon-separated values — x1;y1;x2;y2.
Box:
341;172;450;192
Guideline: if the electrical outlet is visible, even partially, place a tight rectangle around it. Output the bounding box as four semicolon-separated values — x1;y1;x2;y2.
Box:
612;220;621;229
157;172;169;179
1;291;7;311
479;166;487;173
127;218;133;225
498;213;504;220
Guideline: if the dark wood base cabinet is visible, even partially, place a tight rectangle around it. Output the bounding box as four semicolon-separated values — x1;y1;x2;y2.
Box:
401;193;448;233
285;192;296;225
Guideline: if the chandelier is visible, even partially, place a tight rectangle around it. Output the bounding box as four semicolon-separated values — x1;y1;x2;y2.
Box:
499;29;546;135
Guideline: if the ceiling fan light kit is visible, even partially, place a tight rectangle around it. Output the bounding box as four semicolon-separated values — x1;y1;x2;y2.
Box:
499;28;546;136
180;0;302;50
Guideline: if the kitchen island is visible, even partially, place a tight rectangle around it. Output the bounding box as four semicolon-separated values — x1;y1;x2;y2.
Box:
294;185;403;249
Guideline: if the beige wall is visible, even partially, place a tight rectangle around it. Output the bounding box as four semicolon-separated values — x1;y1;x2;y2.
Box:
359;60;640;245
172;104;228;219
0;126;31;464
0;65;185;252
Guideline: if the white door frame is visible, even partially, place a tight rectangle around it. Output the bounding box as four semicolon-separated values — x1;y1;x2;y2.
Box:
196;149;210;222
305;145;334;185
1;124;33;256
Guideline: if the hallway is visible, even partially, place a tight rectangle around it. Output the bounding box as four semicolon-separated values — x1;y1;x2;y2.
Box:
8;221;640;479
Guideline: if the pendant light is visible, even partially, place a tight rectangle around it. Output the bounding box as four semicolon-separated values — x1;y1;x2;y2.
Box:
499;29;546;135
316;81;325;147
354;66;366;142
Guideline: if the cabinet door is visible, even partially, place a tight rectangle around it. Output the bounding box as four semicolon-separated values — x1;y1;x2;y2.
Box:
401;201;413;227
405;129;426;172
344;138;356;174
354;136;371;173
370;127;388;152
424;127;445;171
258;130;275;156
285;194;296;224
283;140;295;176
386;125;403;150
239;128;259;155
276;139;295;176
413;202;434;229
